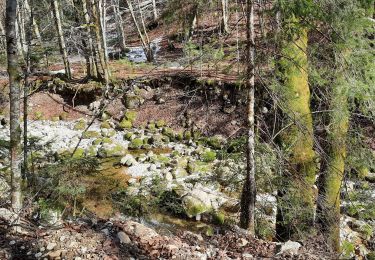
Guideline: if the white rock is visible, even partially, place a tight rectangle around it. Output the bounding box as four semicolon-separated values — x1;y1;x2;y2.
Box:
120;154;137;166
278;240;301;255
117;231;131;244
46;242;56;251
9;240;16;245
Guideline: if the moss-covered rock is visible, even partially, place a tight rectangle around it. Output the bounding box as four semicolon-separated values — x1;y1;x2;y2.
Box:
97;144;126;158
92;138;103;145
124;132;134;141
101;129;116;138
182;196;211;218
82;131;100;139
175;131;184;141
59;112;68;121
129;138;143;149
149;134;164;145
34;111;44;120
102;137;113;144
74;119;86;130
124;93;143;109
72;148;85;159
207;135;226;150
51;116;60;122
147;122;156;132
100;120;112;129
156;119;166;128
162;127;175;141
213;211;226;225
201;150;217;162
124;110;137;122
184;130;192;141
85;146;98;157
119;119;132;129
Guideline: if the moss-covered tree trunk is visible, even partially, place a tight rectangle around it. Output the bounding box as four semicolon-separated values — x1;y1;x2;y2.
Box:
240;0;256;234
6;0;23;225
317;74;349;252
275;23;317;240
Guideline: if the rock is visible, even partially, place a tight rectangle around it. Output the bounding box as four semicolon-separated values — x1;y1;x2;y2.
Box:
124;110;138;123
124;93;143;109
200;149;217;162
73;119;86;130
278;240;301;255
48;250;63;259
35;252;42;258
46;242;57;251
119;119;132;129
40;209;63;227
156;97;166;104
128;164;150;178
82;130;100;139
129;138;143;149
117;231;131;244
156;119;166;128
9;240;16;245
223;104;236;114
120;154;137;166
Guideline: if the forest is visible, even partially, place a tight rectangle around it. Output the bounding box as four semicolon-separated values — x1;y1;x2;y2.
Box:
0;0;374;259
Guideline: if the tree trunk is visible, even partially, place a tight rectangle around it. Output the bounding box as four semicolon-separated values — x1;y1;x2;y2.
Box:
126;0;153;61
81;0;98;78
240;0;256;234
275;19;317;241
90;0;110;87
51;0;72;79
220;0;229;34
24;0;42;42
112;0;126;52
137;0;153;61
152;0;157;21
6;0;23;223
98;0;108;60
186;4;198;42
0;19;5;51
317;74;349;252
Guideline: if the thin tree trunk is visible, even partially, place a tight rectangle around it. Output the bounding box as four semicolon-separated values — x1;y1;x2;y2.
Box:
98;0;108;60
317;73;349;252
51;0;72;79
186;4;198;42
240;0;256;234
90;0;110;87
221;0;229;34
24;0;42;42
113;0;126;52
0;19;5;51
152;0;157;21
6;0;23;225
126;0;152;61
137;0;153;61
81;0;98;78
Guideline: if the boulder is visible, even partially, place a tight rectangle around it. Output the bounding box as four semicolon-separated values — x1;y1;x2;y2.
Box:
120;154;137;167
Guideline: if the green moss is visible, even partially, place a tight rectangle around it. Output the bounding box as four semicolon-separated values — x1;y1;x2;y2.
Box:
92;138;103;145
85;146;97;157
101;129;116;138
213;211;225;225
162;127;175;140
201;150;217;162
184;130;192;140
102;137;113;144
59;112;68;121
74;119;86;130
119;119;132;129
147;122;156;131
175;131;184;141
156;119;166;128
124;110;137;122
51;116;60;122
72;148;85;158
100;121;112;129
124;132;134;141
184;198;209;218
34;111;44;120
129;138;143;149
341;240;355;258
82;131;100;139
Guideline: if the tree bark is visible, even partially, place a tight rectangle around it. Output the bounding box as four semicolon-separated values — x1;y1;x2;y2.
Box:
81;0;98;78
152;0;157;21
275;18;317;241
240;0;256;234
186;4;198;42
220;0;229;34
51;0;72;79
0;19;5;51
6;0;23;222
90;0;110;87
317;73;349;252
112;0;126;52
126;0;153;61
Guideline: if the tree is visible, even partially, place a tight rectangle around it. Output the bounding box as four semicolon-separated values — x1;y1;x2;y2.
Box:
51;0;72;79
220;0;229;34
112;0;127;53
240;0;256;234
6;0;22;224
275;1;317;241
315;0;375;252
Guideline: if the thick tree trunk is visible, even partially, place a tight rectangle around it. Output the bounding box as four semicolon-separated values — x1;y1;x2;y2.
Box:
51;0;72;79
6;0;23;223
275;21;317;241
317;74;349;252
221;0;229;34
240;0;256;234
